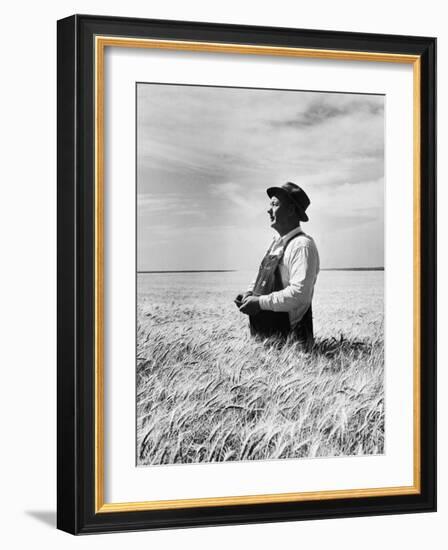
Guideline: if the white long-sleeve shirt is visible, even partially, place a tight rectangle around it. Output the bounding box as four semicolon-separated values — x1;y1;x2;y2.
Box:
248;226;320;328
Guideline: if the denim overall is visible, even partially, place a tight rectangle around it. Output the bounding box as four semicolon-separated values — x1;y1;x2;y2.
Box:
250;235;314;347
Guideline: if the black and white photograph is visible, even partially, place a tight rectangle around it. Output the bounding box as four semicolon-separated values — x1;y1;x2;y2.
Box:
136;83;385;466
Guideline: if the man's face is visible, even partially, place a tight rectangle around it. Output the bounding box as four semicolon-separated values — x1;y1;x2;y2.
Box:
267;194;294;232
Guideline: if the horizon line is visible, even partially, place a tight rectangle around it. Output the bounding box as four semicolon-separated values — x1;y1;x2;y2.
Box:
137;267;385;273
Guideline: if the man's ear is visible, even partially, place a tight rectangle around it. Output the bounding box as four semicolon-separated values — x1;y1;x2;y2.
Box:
288;203;297;217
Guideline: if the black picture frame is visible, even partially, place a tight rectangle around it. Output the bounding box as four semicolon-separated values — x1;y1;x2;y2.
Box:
57;14;436;535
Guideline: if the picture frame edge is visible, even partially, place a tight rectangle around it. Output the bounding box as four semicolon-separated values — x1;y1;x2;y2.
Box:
56;14;437;535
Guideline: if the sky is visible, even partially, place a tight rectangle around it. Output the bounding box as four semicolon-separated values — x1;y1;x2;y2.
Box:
137;83;384;271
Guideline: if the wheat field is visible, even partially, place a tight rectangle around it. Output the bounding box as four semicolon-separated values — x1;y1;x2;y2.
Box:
137;271;384;466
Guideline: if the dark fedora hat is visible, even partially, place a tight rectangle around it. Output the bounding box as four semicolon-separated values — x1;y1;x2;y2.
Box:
266;182;310;222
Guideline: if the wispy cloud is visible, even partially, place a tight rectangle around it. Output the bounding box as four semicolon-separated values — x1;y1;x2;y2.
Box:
137;192;206;220
209;182;264;218
270;97;384;129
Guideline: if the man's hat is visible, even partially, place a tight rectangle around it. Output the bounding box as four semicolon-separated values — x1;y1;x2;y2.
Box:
266;182;310;222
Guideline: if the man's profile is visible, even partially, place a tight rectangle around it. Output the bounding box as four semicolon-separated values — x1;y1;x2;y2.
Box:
237;182;320;348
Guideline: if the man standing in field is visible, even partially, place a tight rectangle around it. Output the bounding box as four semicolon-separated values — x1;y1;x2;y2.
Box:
237;182;320;348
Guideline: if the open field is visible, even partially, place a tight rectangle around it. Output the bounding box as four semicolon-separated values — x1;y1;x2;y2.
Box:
137;271;384;465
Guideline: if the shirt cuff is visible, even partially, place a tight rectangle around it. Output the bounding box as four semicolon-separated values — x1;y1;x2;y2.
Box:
259;295;273;310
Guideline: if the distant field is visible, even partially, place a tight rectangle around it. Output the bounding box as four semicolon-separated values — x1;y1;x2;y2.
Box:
137;271;384;466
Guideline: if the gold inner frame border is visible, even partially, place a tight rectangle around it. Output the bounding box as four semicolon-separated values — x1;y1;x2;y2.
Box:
94;35;421;514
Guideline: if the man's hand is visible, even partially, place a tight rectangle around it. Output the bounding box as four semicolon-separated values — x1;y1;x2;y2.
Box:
234;291;253;308
239;296;261;315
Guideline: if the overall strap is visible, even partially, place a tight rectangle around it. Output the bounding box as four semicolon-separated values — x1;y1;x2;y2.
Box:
252;230;302;296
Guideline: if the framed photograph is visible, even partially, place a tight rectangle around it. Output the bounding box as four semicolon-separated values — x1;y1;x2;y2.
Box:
57;14;436;534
